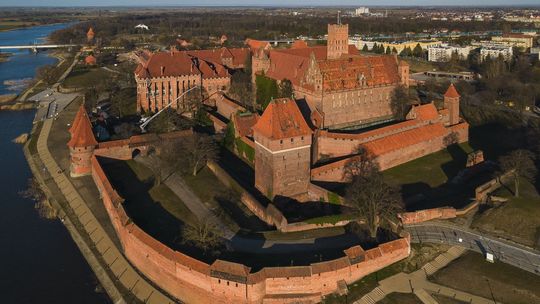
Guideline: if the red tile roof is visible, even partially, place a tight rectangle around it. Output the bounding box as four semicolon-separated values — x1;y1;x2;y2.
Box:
252;98;312;140
364;123;447;155
233;112;260;138
245;39;271;53
318;55;401;91
444;84;460;98
68;104;97;148
265;46;400;92
291;40;309;49
135;48;248;80
210;259;251;277
409;103;439;121
85;55;96;65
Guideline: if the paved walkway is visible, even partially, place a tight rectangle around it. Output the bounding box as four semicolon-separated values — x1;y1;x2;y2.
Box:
37;119;175;304
354;246;501;304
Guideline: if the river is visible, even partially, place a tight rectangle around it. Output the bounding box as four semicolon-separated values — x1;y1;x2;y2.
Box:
0;24;110;303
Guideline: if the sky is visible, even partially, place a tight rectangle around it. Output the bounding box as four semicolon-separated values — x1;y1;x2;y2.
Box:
1;0;539;6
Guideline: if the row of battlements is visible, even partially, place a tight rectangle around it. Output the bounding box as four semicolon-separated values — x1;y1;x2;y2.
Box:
90;154;410;302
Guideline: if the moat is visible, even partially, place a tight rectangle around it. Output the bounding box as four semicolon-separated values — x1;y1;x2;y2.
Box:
0;24;109;303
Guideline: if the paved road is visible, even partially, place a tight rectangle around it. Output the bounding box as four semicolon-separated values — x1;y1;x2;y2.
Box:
406;223;540;275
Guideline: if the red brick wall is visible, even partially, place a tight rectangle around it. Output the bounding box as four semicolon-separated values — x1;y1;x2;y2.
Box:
91;155;411;304
398;207;457;225
216;95;246;119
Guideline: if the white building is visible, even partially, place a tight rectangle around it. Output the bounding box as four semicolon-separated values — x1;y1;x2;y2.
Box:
480;44;513;61
355;7;369;16
428;44;472;62
531;47;540;60
348;38;376;51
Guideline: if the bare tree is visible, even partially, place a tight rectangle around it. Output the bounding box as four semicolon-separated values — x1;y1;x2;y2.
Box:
146;140;184;186
499;149;536;198
179;133;219;176
36;64;57;86
390;84;413;121
345;149;403;239
181;219;223;252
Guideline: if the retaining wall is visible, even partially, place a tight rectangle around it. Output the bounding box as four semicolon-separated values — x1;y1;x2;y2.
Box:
92;156;411;303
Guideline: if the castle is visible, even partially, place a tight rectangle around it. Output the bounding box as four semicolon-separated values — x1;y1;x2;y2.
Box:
252;85;468;200
251;23;409;129
66;103;412;304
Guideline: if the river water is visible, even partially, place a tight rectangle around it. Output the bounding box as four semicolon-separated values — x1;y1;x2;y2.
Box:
0;24;110;303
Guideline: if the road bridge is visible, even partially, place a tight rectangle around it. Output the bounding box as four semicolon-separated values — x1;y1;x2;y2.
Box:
0;44;79;51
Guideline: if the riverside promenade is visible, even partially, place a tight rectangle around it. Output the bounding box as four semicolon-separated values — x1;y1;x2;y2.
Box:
30;113;176;303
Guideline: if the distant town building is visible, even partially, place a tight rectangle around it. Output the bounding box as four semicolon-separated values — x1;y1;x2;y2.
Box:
531;47;540;60
348;38;376;51
480;44;514;61
492;33;534;49
355;7;370;16
134;24;149;31
380;40;442;54
86;27;95;42
85;55;97;65
428;44;472;62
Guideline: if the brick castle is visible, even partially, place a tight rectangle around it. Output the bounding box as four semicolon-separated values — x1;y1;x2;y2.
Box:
67;103;411;304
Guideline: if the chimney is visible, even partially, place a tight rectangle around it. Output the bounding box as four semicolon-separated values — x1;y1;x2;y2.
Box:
160;66;165;76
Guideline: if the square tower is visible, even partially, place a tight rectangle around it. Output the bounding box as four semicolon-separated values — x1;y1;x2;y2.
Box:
444;84;461;126
252;98;313;199
327;23;349;60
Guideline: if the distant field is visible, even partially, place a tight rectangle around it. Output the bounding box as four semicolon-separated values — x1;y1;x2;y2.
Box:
0;20;40;32
62;67;111;89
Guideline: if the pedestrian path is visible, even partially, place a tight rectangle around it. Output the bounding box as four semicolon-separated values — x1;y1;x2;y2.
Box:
37;119;174;304
354;246;499;304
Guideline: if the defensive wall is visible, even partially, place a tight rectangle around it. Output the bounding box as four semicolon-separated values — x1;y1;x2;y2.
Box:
91;155;411;303
208;161;350;233
93;130;192;160
399;170;515;225
311;123;468;183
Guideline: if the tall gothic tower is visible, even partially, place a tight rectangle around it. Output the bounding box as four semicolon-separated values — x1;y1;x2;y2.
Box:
252;98;312;200
327;18;349;60
444;84;461;126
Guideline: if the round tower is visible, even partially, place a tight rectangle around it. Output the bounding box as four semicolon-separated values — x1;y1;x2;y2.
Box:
68;104;98;177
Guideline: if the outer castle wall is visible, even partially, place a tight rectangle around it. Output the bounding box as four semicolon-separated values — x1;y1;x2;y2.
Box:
90;155;411;303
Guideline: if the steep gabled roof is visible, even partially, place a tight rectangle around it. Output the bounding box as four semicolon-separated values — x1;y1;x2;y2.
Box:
318;55;401;91
409;103;439;121
245;39;271;53
291;40;309;49
68;104;97;148
444;83;460;98
252;98;312;140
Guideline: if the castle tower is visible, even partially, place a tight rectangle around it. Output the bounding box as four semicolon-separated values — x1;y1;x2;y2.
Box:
397;59;410;87
327;21;349;60
87;27;95;42
68;104;98;177
444;84;461;126
252;98;312;199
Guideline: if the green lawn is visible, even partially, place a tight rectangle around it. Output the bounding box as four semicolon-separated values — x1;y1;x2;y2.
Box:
62;67;111;89
184;166;269;231
383;142;476;210
430;251;540;304
472;178;540;248
102;159;198;248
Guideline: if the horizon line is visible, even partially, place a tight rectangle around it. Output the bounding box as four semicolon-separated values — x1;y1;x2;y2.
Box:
1;4;540;8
